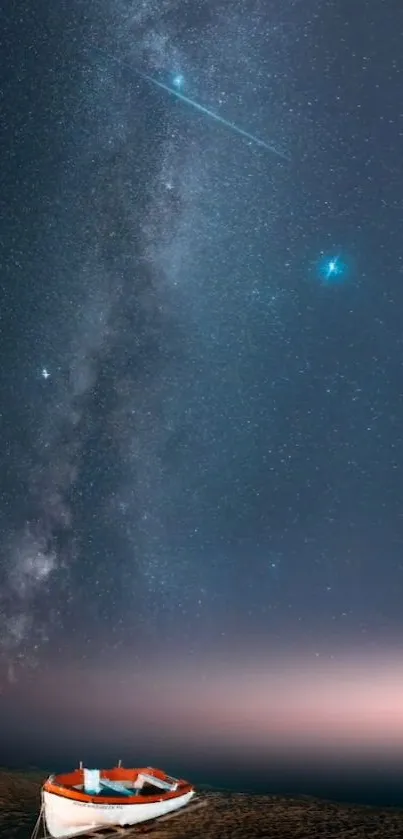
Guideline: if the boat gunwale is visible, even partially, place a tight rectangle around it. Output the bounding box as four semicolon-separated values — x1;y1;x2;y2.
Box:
43;767;193;807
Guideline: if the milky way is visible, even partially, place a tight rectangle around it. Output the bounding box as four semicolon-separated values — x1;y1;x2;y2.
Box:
0;0;292;682
0;0;191;676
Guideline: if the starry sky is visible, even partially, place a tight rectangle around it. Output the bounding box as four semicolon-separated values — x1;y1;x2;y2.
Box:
1;0;403;786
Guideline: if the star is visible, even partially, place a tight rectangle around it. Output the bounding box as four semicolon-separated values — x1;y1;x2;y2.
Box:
324;256;342;280
319;254;347;284
172;73;185;90
41;368;51;380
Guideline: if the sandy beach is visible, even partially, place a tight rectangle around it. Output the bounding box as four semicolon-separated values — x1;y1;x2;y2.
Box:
2;770;403;839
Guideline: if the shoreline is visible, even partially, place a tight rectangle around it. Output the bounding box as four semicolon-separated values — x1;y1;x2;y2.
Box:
1;770;403;839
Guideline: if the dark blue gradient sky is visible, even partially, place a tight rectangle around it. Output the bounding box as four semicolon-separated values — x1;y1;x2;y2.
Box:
1;0;403;788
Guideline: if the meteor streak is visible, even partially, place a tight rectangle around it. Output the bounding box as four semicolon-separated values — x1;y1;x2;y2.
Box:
92;46;289;161
138;71;290;160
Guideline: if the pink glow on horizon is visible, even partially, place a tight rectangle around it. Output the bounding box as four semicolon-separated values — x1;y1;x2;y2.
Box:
16;647;403;763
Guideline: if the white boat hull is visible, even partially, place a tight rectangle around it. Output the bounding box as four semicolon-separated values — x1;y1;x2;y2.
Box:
43;789;195;838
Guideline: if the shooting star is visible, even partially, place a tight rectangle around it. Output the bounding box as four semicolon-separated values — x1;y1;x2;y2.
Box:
92;46;289;161
138;71;289;160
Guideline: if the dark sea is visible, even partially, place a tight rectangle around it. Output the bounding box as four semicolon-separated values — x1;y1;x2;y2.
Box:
195;766;403;810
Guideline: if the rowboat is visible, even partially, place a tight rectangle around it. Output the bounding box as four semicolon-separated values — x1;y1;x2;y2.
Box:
39;763;195;838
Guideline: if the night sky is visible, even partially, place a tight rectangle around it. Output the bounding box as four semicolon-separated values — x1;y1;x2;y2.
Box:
1;0;403;788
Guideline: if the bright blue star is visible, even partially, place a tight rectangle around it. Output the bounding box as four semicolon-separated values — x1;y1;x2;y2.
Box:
41;367;51;380
172;73;185;90
327;259;338;275
319;254;347;285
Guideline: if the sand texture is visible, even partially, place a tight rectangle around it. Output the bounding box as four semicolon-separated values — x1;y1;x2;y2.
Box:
1;770;403;839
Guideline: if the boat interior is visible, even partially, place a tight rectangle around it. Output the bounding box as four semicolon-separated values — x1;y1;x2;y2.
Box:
49;767;181;799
